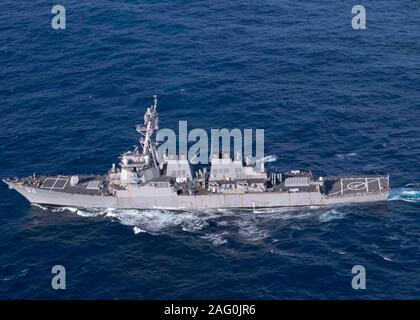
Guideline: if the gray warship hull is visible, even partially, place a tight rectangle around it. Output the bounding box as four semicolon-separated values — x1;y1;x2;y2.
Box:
4;175;389;209
4;96;390;210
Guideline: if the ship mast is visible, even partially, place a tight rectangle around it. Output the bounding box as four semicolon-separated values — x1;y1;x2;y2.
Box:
136;95;159;166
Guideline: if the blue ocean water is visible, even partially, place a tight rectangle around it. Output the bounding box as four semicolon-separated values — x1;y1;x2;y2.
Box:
0;0;419;299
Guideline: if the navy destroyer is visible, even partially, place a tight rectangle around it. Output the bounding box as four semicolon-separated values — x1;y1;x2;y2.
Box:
3;96;390;209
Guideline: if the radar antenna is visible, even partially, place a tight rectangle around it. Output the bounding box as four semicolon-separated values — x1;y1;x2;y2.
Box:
136;95;159;164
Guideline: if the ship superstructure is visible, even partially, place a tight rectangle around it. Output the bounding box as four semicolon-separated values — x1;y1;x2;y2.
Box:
3;97;390;209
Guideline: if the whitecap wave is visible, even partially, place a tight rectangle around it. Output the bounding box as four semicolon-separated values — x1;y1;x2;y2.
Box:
372;250;393;262
50;206;107;217
251;207;297;214
33;203;48;211
133;226;146;234
319;209;347;222
279;211;315;220
201;232;228;246
51;206;79;213
234;218;270;241
105;208;218;234
404;183;420;188
76;209;107;218
389;186;420;202
44;203;354;242
336;152;358;160
1;268;29;282
388;234;400;241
